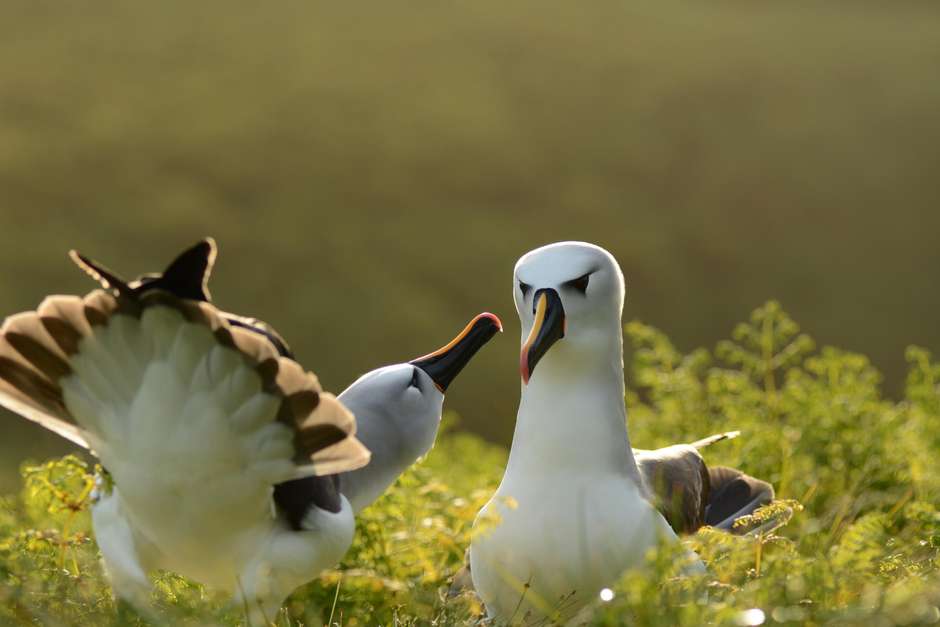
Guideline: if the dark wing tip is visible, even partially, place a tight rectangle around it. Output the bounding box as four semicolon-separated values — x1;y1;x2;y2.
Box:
273;475;343;529
150;238;218;302
705;466;776;532
68;250;131;295
638;446;709;534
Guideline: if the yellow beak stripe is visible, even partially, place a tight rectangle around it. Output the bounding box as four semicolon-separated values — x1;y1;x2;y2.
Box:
520;292;548;384
523;292;549;357
411;316;481;363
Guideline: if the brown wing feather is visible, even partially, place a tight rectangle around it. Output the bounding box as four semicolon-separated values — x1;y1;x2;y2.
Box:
0;312;74;417
1;286;369;476
298;393;369;475
0;297;93;448
82;289;123;325
265;351;367;474
38;295;94;345
0;351;68;417
4;319;72;381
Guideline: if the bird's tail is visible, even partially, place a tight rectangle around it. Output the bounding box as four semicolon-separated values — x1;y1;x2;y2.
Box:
688;430;741;450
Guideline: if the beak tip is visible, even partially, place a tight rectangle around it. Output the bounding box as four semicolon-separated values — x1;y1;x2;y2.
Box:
411;311;502;392
476;311;503;333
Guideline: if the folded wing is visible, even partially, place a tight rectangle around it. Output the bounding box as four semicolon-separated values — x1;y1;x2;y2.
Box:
636;443;774;535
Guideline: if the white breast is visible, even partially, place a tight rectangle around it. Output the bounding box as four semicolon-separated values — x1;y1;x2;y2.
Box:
471;470;670;624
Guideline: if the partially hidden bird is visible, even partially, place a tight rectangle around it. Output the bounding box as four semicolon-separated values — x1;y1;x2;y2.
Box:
634;430;774;535
0;239;372;624
272;311;502;522
333;311;501;514
469;241;776;624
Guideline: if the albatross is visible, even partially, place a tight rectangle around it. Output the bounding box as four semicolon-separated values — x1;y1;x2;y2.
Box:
275;311;503;519
469;241;775;624
0;239;369;624
336;312;502;513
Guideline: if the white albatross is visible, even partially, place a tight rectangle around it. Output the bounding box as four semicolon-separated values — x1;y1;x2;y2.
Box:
337;312;501;513
276;311;502;518
0;239;369;625
470;242;775;624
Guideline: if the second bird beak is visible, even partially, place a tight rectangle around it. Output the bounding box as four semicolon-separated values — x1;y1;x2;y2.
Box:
410;313;503;392
520;288;565;384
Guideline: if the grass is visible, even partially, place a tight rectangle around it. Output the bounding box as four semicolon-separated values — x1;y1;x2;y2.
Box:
2;1;940;486
1;302;938;625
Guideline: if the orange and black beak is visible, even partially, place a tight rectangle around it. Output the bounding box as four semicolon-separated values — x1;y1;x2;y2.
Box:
410;312;503;392
520;288;565;384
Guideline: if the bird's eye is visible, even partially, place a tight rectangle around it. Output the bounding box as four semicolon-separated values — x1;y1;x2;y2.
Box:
409;368;421;389
564;273;591;294
519;281;532;298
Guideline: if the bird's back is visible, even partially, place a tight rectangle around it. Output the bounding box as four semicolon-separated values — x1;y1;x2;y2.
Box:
0;289;366;589
71;305;295;582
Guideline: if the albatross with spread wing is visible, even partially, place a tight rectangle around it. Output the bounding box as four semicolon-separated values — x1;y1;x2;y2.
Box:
0;239;368;624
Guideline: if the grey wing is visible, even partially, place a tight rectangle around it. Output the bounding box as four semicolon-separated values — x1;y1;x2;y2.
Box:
635;444;709;535
704;466;775;532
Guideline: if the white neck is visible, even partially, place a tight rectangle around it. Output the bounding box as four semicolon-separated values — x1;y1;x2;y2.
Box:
337;395;441;514
505;328;642;486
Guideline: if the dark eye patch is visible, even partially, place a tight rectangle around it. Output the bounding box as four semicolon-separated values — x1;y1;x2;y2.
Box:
409;367;421;389
519;281;532;298
563;273;591;294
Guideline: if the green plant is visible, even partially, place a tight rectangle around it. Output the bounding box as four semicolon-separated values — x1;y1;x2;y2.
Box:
1;302;938;625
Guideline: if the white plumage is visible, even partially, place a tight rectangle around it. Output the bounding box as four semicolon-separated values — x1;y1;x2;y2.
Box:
0;240;368;624
470;242;701;624
337;312;501;514
76;307;326;593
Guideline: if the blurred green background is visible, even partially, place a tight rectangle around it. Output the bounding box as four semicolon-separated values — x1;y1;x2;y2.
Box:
1;1;938;492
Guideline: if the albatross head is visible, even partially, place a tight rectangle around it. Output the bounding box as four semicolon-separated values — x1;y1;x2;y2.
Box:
338;313;503;460
336;313;502;512
514;242;625;384
337;362;445;456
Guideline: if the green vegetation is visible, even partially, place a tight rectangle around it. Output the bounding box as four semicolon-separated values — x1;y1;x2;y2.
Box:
2;0;940;490
2;303;938;625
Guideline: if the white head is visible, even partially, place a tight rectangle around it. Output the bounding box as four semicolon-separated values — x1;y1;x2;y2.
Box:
505;242;640;478
337;313;502;512
514;242;625;384
338;363;443;464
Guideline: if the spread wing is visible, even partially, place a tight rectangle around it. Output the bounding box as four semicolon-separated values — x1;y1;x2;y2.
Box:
0;289;369;481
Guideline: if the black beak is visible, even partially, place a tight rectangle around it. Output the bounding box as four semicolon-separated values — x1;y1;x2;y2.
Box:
520;288;565;384
410;313;503;392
